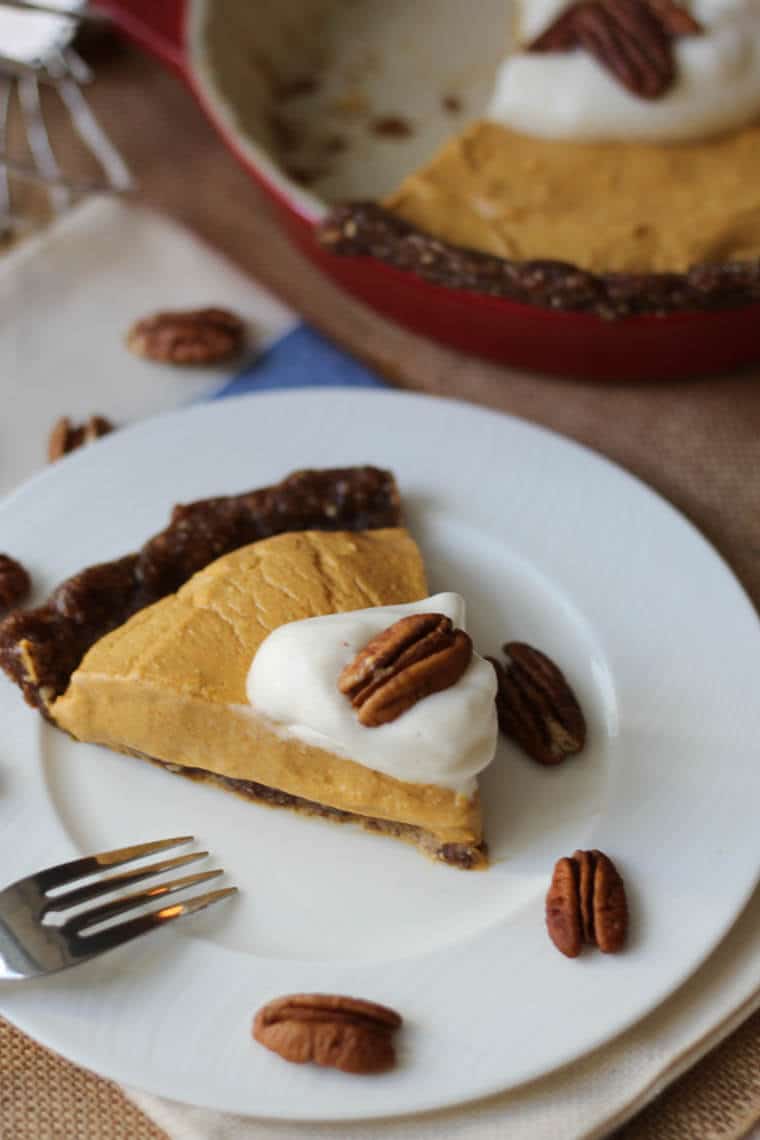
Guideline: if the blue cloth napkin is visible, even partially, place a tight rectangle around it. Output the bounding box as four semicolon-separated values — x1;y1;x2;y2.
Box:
213;324;386;399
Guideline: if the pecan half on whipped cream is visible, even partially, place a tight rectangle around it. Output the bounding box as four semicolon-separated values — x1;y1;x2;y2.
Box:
339;612;472;726
527;0;702;99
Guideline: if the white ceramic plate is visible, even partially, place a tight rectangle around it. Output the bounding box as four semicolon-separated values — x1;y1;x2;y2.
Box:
1;389;758;1120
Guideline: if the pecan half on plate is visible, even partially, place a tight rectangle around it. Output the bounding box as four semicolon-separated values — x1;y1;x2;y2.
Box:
253;993;402;1074
339;612;472;726
488;642;586;765
546;849;628;956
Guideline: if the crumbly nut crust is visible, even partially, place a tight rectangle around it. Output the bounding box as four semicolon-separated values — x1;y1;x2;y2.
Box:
0;467;401;712
319;202;760;319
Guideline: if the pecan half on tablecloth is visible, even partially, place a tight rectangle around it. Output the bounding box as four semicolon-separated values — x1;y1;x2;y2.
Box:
126;307;245;365
48;415;114;463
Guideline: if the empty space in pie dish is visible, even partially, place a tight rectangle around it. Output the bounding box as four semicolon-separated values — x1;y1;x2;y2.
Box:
42;514;613;964
191;0;511;205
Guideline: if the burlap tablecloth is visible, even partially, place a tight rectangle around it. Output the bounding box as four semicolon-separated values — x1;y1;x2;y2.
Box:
1;37;759;1139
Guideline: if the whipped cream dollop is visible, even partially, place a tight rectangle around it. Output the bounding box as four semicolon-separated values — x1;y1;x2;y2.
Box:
487;0;760;141
246;593;498;796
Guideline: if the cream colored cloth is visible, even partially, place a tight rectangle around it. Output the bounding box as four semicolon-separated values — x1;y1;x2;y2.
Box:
2;199;758;1140
0;197;293;498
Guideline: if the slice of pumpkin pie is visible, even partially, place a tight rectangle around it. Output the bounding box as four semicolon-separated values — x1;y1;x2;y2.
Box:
0;468;495;868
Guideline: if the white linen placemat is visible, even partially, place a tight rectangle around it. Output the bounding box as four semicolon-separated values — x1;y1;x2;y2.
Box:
1;197;757;1140
0;196;294;498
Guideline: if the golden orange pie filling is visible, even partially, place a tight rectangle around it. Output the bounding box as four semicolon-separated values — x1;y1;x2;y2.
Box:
385;119;760;275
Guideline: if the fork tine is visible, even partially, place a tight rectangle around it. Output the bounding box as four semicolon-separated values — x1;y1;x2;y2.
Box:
17;73;68;211
66;869;225;935
60;47;91;86
44;851;210;912
57;75;133;191
0;53;46;79
35;836;194;891
70;887;238;960
0;77;12;231
0;151;122;195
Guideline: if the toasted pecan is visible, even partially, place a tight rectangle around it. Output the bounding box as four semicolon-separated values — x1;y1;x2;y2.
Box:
48;415;114;463
546;850;628;956
339;613;472;726
126;307;245;365
489;642;586;765
253;994;402;1074
527;0;702;99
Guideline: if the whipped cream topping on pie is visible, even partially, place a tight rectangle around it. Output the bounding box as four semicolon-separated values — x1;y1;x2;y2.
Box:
247;593;498;795
488;0;760;141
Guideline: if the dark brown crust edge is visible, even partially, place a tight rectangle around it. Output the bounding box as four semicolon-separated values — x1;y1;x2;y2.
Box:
0;466;401;713
153;756;488;870
318;202;760;320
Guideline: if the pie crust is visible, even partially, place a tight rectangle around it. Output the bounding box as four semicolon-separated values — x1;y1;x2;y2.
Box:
0;466;400;713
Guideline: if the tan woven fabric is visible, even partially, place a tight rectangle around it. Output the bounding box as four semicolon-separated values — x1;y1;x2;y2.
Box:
0;1018;166;1139
613;1010;760;1140
2;33;758;1140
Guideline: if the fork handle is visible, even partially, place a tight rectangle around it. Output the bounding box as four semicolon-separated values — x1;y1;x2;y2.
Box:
91;0;186;74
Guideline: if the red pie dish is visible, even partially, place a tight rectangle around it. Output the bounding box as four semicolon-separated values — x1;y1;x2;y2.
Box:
96;0;760;380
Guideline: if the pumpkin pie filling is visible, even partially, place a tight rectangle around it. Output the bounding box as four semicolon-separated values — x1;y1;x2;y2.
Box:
383;118;760;276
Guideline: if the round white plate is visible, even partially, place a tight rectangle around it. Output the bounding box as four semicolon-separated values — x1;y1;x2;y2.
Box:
1;389;758;1120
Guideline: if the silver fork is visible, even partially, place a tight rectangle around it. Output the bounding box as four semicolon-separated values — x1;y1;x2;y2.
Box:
0;837;237;981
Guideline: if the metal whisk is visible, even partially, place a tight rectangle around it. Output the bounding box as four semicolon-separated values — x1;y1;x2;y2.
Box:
0;0;131;235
